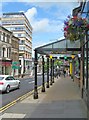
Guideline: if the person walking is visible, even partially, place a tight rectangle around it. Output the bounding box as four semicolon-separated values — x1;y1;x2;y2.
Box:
63;69;66;77
66;69;69;76
58;69;61;77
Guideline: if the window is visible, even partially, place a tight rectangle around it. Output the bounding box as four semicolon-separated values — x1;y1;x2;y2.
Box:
5;35;7;42
0;48;1;57
19;40;24;44
15;27;24;30
9;48;11;58
0;32;1;41
7;35;10;43
7;48;9;58
3;33;5;42
5;77;10;81
19;46;25;50
18;34;21;37
6;76;15;81
0;77;4;80
1;34;3;41
9;76;15;80
2;48;5;57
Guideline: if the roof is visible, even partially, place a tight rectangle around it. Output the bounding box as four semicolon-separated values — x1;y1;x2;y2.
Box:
3;12;25;16
35;39;81;57
0;25;12;34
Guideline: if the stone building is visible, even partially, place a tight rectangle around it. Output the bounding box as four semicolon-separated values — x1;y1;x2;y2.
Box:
0;26;19;75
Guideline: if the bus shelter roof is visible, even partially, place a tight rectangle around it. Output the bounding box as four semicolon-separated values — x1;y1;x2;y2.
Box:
34;39;81;57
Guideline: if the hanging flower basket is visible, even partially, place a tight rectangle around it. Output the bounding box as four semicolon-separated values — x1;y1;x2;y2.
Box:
63;16;89;41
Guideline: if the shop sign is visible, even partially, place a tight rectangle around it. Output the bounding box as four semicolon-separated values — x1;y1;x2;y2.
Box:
0;61;12;66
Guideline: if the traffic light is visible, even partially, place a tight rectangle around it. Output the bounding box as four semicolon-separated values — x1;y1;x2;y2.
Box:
64;56;67;60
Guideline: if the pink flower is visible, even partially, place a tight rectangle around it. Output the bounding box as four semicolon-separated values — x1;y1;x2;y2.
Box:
87;24;89;28
72;16;77;20
64;26;69;31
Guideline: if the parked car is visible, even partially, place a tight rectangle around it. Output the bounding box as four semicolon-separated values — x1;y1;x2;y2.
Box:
0;75;20;93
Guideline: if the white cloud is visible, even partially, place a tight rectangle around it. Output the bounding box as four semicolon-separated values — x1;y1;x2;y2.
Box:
2;0;78;9
25;7;64;34
17;0;78;2
32;40;48;57
58;36;65;40
16;0;79;11
25;8;50;33
25;7;37;22
0;3;2;18
33;18;49;32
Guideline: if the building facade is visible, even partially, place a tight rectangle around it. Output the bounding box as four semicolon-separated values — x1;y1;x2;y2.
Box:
73;1;89;118
1;12;32;75
0;26;19;75
80;0;89;110
81;2;89;119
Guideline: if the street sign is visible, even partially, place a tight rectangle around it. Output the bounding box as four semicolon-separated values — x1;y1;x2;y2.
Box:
12;61;20;69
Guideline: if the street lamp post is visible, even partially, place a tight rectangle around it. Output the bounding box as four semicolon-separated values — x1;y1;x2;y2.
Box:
52;59;54;83
50;58;53;85
46;57;49;88
33;50;38;99
41;56;45;92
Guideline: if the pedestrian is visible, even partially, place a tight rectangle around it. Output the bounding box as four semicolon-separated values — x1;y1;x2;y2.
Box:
66;69;69;76
63;69;66;77
58;69;61;77
49;69;52;76
55;68;58;78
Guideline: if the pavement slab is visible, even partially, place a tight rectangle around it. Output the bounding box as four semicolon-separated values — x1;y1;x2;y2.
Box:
0;76;87;119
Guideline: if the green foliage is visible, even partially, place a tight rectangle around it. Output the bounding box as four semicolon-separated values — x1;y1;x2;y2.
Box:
54;60;62;67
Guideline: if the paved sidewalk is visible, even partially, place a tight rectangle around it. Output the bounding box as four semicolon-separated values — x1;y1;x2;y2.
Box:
0;76;87;119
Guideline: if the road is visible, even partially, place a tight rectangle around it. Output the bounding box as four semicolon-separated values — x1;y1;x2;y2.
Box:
0;75;47;107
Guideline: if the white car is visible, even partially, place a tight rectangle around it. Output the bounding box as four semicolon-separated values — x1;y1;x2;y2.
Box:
0;75;20;93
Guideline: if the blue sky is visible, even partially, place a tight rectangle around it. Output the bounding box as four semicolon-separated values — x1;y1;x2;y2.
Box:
1;0;79;56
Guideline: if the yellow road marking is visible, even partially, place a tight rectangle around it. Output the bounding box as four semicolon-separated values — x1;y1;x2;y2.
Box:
0;85;42;113
0;101;16;113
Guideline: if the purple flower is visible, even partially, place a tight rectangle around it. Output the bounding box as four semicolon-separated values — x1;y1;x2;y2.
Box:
67;15;70;18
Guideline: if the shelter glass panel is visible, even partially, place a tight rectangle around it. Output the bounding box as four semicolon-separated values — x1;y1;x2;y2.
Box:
66;40;80;48
53;40;66;48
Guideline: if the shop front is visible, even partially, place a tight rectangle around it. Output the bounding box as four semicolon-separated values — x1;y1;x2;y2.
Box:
0;60;12;75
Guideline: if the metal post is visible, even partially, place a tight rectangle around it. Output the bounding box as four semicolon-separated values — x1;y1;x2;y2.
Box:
81;45;84;98
72;59;74;82
78;57;80;87
33;50;38;99
52;59;54;83
86;30;88;90
50;59;52;85
41;56;45;92
46;57;49;88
